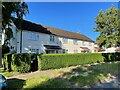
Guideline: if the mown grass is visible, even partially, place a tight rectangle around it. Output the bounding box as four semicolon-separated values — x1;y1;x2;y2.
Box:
7;78;26;89
71;67;89;72
1;71;20;77
6;61;120;89
24;77;70;89
0;68;20;77
90;62;120;76
69;72;108;87
7;76;70;89
62;61;120;87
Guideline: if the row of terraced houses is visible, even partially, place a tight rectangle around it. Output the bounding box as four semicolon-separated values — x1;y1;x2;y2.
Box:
1;19;95;54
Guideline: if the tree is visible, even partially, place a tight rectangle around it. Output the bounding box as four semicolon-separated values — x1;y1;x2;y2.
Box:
2;1;29;44
94;5;120;48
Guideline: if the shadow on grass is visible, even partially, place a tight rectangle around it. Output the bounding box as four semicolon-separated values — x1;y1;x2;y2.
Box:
29;78;71;89
29;61;120;89
6;62;120;89
7;78;26;89
60;65;109;87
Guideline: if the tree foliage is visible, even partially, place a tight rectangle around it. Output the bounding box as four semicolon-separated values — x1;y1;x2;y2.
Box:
94;5;120;48
2;2;29;43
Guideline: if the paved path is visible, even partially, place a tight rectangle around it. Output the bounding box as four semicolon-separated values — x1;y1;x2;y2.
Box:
7;65;79;80
7;70;53;80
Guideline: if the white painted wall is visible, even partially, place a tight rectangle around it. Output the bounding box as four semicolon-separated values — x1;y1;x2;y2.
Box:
0;30;5;46
18;30;61;53
8;23;94;54
58;37;94;53
14;30;94;54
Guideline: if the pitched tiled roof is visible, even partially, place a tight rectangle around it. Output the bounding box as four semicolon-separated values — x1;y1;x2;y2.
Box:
14;19;52;34
14;19;94;42
44;26;94;42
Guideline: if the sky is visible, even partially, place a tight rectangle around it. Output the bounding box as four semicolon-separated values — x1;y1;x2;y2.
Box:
25;2;118;41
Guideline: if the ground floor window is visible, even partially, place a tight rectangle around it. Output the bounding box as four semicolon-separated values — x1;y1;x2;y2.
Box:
73;49;78;53
46;50;54;54
62;49;68;53
45;49;61;54
30;49;39;54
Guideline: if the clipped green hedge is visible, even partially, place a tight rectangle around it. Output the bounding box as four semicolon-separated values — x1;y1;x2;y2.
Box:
3;52;120;72
3;53;32;73
2;53;12;71
12;53;32;73
37;53;104;70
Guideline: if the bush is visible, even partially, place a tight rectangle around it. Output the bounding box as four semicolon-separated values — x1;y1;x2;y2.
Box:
12;53;31;73
2;52;120;72
2;53;32;73
2;54;12;71
37;53;104;70
102;53;120;62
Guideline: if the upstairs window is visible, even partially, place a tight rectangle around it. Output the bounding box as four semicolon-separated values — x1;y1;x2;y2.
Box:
73;40;78;45
28;32;39;40
82;41;85;46
50;35;55;42
62;38;68;44
89;42;92;46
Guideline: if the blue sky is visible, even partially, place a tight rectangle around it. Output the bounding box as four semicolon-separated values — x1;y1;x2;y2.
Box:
25;2;118;41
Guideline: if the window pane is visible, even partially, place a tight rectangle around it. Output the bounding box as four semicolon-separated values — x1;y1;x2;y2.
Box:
28;32;39;40
73;40;78;45
50;35;54;41
63;38;68;44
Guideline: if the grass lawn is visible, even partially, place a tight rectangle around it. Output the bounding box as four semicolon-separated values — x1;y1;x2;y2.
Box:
6;61;120;89
1;71;20;77
90;61;120;76
7;76;71;89
0;68;20;77
69;72;108;87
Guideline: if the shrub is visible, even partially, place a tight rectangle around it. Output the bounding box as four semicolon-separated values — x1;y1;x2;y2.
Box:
2;52;120;72
12;53;31;73
2;54;12;71
2;53;32;73
102;53;120;62
37;53;104;70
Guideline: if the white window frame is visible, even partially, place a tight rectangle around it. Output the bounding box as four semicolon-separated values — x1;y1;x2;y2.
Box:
89;42;92;46
50;35;55;42
62;38;68;44
28;32;39;41
29;48;39;54
73;40;78;45
82;41;85;46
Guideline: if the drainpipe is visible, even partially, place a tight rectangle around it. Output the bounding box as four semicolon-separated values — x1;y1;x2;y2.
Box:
19;19;23;53
20;29;22;53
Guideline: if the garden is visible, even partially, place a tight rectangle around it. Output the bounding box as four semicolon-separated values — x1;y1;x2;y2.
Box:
0;53;120;89
6;61;120;89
